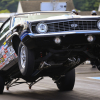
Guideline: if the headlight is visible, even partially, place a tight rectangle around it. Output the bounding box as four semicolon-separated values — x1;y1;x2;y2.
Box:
36;23;48;34
97;20;100;29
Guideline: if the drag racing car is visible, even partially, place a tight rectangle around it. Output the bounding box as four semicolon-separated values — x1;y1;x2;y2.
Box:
0;11;100;94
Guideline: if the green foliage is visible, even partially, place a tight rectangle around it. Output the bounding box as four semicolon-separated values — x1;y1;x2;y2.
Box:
0;0;19;12
0;9;10;13
73;0;100;11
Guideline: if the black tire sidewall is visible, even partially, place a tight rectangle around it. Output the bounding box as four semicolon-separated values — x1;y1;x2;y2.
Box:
57;69;75;91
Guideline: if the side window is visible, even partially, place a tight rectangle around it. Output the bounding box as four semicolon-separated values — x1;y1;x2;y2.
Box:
0;20;10;37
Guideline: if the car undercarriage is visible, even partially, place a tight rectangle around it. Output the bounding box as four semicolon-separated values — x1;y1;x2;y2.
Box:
2;39;100;91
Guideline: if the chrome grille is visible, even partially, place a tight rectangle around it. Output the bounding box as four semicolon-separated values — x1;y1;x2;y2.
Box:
31;20;97;33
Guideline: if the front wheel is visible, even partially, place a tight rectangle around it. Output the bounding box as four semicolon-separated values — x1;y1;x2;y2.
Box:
56;69;75;91
18;42;35;76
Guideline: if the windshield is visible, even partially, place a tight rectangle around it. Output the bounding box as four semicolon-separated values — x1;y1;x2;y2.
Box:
12;12;73;27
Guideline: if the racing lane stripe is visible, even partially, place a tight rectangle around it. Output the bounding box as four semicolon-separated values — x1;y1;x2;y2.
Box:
87;77;100;80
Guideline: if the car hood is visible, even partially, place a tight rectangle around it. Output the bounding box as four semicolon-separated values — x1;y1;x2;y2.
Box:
28;15;100;23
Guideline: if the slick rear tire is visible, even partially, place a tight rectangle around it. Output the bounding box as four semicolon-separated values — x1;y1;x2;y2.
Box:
18;42;35;76
0;76;4;94
56;69;75;91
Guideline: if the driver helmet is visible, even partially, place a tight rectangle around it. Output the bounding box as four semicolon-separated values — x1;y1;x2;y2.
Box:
72;9;78;15
91;10;97;15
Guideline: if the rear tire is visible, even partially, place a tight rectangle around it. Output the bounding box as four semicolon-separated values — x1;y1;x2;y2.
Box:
56;69;75;91
0;76;4;94
18;42;35;76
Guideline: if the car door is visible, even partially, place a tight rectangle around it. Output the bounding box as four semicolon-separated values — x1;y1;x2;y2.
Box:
0;18;17;71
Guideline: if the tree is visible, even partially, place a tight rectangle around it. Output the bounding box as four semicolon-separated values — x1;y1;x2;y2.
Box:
0;0;19;12
0;9;10;13
73;0;99;11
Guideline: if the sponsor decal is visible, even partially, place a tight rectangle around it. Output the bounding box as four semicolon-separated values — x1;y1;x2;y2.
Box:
1;62;5;67
1;58;4;62
0;45;16;68
0;54;2;58
6;52;11;58
2;51;5;55
3;54;7;59
0;47;2;54
1;46;4;50
2;62;5;66
14;53;18;58
3;42;6;45
0;61;5;68
8;58;11;62
7;46;15;55
4;44;8;49
0;64;3;68
5;60;9;65
4;49;8;53
10;55;14;60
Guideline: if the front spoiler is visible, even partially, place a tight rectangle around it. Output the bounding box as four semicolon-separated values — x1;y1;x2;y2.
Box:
28;30;100;38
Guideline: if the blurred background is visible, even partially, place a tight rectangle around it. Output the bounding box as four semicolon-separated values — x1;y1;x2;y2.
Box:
0;0;99;13
0;0;100;19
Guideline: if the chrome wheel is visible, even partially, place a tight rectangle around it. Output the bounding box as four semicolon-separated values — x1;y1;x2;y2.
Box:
20;46;26;69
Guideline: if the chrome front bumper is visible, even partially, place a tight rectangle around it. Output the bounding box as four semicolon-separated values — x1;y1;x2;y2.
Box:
28;30;100;38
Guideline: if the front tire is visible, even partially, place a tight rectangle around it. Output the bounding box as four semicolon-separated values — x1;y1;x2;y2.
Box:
0;76;4;94
18;42;35;76
56;69;75;91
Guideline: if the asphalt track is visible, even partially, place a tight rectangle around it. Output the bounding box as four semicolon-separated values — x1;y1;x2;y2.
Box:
1;65;100;100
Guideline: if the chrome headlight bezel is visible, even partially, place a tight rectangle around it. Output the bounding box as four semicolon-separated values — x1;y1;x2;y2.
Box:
97;20;100;30
36;23;48;34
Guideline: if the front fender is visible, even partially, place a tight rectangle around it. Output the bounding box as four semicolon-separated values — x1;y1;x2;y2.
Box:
20;30;30;41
